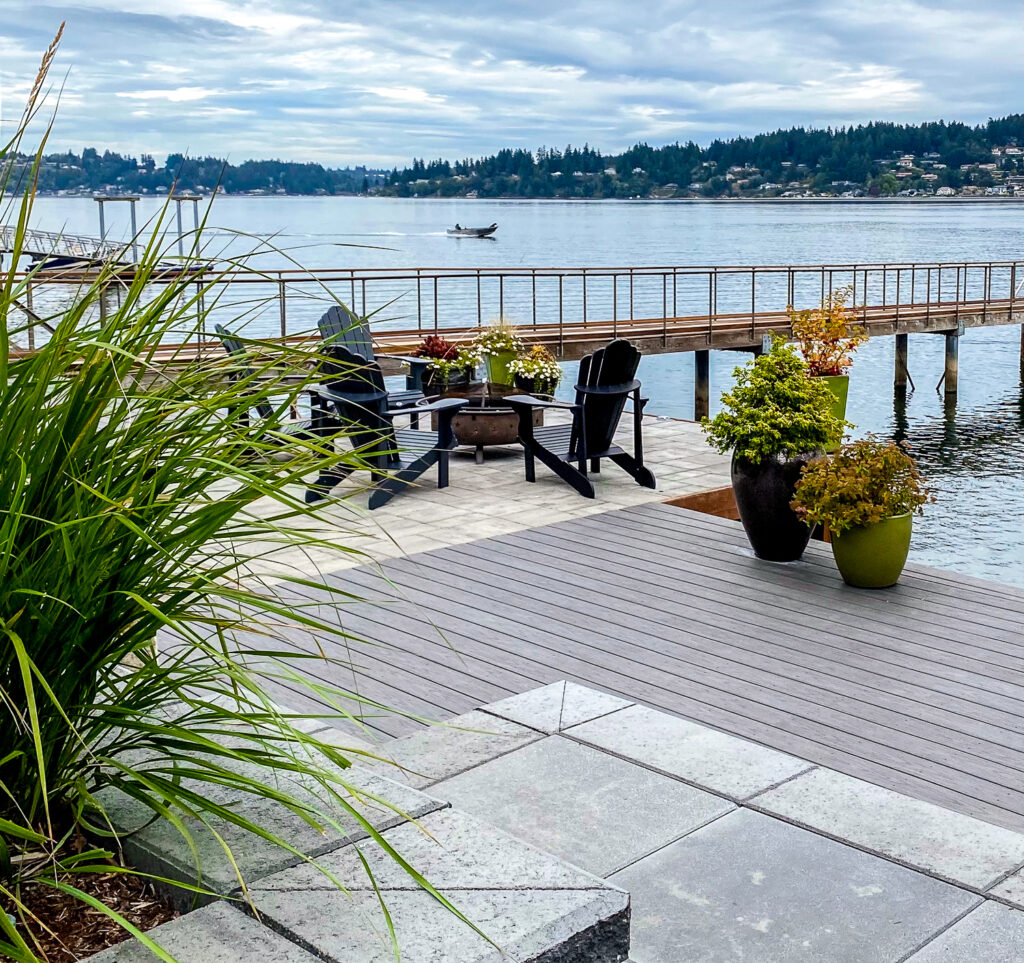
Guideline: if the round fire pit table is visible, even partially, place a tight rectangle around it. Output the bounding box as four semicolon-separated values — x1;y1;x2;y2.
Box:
421;382;545;463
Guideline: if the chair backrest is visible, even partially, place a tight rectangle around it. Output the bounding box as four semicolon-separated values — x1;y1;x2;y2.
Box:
570;339;642;457
214;323;274;420
318;305;374;362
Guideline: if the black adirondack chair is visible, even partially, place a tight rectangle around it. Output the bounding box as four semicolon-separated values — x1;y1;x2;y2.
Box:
311;343;466;509
214;324;335;444
317;305;429;420
506;339;656;498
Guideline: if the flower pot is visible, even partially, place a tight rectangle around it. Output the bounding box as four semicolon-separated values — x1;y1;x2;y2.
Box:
486;349;519;386
514;374;559;396
830;512;912;588
817;374;849;452
731;453;816;562
424;366;472;397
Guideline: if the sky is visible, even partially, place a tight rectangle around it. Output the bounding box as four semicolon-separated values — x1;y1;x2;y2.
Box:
0;0;1020;168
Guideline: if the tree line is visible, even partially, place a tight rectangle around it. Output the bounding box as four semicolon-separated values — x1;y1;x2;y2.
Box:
386;116;1024;198
13;148;388;195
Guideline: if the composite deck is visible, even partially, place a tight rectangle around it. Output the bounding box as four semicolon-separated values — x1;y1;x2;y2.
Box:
272;503;1024;836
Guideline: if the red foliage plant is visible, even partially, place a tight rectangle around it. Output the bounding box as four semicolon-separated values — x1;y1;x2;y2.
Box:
415;335;458;360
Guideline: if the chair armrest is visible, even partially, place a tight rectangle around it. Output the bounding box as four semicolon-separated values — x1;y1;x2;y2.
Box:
388;397;467;417
505;394;578;411
575;380;642;396
317;386;388;407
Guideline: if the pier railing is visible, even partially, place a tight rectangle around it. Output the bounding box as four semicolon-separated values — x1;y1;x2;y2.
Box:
8;259;1024;356
0;225;128;264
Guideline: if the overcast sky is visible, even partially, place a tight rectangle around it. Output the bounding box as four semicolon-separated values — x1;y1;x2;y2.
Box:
0;1;1020;168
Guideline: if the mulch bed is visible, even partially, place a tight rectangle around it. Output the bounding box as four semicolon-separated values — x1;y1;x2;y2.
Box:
4;869;178;961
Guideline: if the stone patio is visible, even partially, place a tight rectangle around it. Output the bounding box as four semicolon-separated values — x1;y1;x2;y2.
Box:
95;681;1024;962
251;414;729;579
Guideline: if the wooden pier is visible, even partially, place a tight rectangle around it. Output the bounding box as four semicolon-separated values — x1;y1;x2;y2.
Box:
9;259;1024;414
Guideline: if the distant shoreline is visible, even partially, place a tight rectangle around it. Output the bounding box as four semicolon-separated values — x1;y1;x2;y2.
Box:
33;193;1024;204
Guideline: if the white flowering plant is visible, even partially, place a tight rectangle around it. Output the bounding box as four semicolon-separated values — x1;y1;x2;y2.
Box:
425;344;481;378
508;353;562;384
473;318;524;356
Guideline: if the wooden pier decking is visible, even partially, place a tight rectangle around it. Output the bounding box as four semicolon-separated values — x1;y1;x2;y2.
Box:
270;502;1024;836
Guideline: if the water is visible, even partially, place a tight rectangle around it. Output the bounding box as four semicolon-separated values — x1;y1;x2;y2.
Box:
23;196;1024;587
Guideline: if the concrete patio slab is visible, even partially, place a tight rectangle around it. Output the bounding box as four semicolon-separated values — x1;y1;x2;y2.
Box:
253;808;613;892
88;902;321;963
432;735;732;876
251;809;629;963
610;808;979;963
365;709;543;788
986;870;1024;908
98;765;445;905
252;887;628;963
480;681;632;734
753;767;1024;890
906;900;1024;961
567;703;812;800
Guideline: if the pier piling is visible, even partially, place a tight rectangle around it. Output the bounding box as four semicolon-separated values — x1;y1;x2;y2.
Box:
944;333;959;398
895;333;909;390
694;350;710;420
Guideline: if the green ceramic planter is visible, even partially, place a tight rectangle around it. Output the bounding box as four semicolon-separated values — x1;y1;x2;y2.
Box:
818;374;849;452
830;512;912;588
486;349;518;386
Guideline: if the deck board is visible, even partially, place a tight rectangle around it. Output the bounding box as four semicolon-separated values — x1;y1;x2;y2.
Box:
272;503;1024;833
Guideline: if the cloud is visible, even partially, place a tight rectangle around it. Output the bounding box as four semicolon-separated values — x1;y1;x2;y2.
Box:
0;0;1018;166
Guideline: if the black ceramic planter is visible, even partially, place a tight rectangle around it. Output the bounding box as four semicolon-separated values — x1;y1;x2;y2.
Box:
731;454;816;562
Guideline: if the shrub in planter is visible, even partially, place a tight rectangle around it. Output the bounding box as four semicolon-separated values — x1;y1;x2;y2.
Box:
473;319;524;386
703;339;847;562
787;285;867;446
791;439;930;588
508;345;562;396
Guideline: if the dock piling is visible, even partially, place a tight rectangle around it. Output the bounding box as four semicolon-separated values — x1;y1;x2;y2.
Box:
944;332;959;398
694;350;710;420
895;333;909;390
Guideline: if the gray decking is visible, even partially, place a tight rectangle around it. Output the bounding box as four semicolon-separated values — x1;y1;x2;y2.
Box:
273;503;1024;836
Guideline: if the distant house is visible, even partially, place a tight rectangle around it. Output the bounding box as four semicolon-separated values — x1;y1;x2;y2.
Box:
921;173;939;182
936;186;956;197
897;155;916;169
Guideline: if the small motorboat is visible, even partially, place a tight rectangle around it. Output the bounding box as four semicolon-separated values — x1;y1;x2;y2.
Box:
447;222;498;238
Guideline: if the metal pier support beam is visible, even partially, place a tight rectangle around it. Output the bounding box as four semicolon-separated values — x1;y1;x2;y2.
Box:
694;350;710;421
895;333;908;390
944;332;959;397
1020;324;1024;380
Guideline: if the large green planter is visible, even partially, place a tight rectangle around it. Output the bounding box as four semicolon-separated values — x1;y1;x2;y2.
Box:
818;374;849;452
485;349;518;386
830;512;912;588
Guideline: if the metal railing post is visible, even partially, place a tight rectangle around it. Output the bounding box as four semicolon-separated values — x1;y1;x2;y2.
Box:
417;270;423;331
613;273;618;336
558;274;564;355
278;279;287;338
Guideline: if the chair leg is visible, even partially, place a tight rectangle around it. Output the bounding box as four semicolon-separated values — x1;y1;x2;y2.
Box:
525;439;595;498
524;446;536;483
438;450;450;489
609;452;656;489
591;458;601;474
